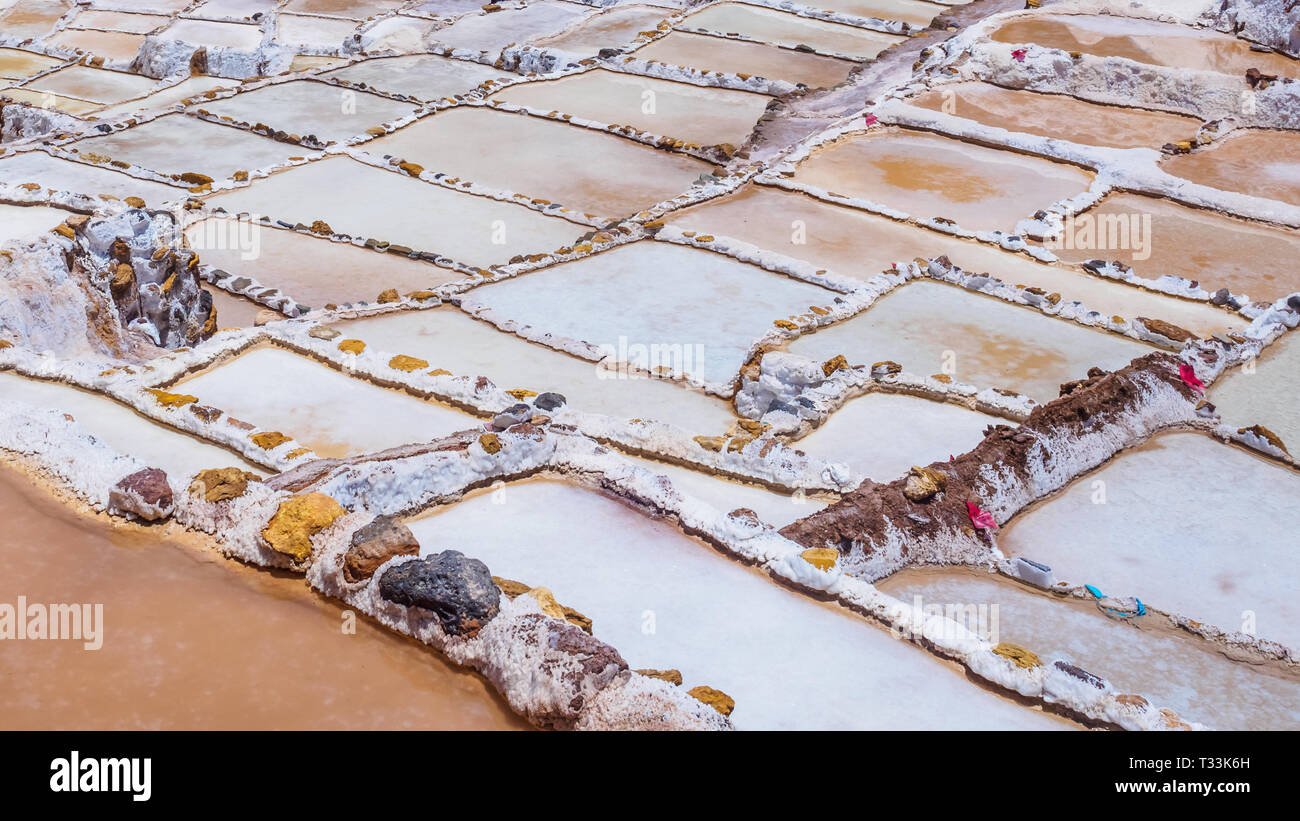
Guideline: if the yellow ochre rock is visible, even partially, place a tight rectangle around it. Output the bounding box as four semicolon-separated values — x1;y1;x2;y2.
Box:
251;431;291;450
388;354;428;372
261;492;346;562
338;339;366;355
190;467;260;502
687;685;735;717
145;388;198;408
992;643;1042;669
801;547;838;571
636;668;684;686
479;432;501;454
822;354;848;376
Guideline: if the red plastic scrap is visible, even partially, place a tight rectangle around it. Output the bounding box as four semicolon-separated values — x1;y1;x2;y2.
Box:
1178;362;1206;395
1011;48;1027;62
864;113;879;126
966;501;998;531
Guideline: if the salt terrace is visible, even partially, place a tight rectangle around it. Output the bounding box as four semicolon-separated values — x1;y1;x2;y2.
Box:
1;0;1298;733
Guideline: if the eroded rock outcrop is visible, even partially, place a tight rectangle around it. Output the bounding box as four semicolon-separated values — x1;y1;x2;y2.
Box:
378;550;501;636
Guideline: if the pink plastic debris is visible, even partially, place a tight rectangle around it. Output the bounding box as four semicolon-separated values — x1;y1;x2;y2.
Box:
864;114;879;126
966;501;998;531
1011;48;1027;62
1179;363;1206;395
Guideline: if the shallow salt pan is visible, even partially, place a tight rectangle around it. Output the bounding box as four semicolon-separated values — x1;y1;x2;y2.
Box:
1040;192;1300;301
158;19;264;50
1161;129;1300;208
206;156;586;268
173;346;479;458
409;479;1070;730
196;80;419;144
1000;433;1300;652
529;4;670;54
620;453;828;527
991;14;1300;79
337;307;738;432
794;393;999;481
908;82;1199;150
22;65;157;105
276;13;360;50
321;54;512;101
282;0;405;18
467;241;838;387
191;0;278;19
792;128;1096;233
186;218;466;308
0;0;69;39
0;152;187;205
367;107;711;218
636;31;857;90
809;0;948;27
0;371;265;479
0;204;71;247
491;69;769;148
207;287;266;328
1211;334;1300;456
0;48;64;82
671;185;1245;337
90;76;237;119
46;30;147;63
0;88;102;115
876;568;1300;731
70;115;321;181
68;10;171;35
786;280;1153;401
429;3;593;52
680;3;906;59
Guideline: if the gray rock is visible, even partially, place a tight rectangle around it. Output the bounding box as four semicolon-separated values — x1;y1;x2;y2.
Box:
378;550;500;635
344;515;419;583
491;402;533;430
534;392;566;411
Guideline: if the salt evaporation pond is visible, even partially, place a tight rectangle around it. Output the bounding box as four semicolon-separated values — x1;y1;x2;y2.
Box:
491;70;770;148
46;30;146;62
159;19;263;50
465;241;838;387
811;0;950;26
786;280;1154;401
680;3;906;60
0;0;69;39
1000;432;1300;653
618;452;829;527
1162;129;1300;208
671;185;1246;337
186;218;466;307
337;307;738;433
430;2;592;52
367;107;711;218
92;76;236;120
0;152;188;205
276;13;361;49
1212;333;1300;456
66;11;171;34
0;465;525;730
0;371;266;479
991;14;1300;78
21;65;156;105
409;479;1072;730
529;4;670;54
71;114;320;181
636;31;858;90
0;48;63;81
207;287;266;328
793;393;1000;481
205;156;587;268
321;54;513;101
908;82;1199;150
196;80;420;144
792;128;1096;232
876;567;1300;731
0;204;72;246
284;0;405;16
1041;192;1300;301
174;346;480;458
0;88;102;116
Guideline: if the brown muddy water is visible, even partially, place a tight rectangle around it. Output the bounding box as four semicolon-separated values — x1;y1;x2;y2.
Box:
0;464;526;730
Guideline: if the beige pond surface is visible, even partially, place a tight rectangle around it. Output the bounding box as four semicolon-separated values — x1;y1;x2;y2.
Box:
71;114;320;180
794;393;1000;481
991;14;1300;79
46;30;146;62
429;4;593;53
68;10;171;34
368;107;710;218
1162;130;1300;208
159;19;264;50
811;0;950;26
682;3;906;59
530;4;670;54
276;14;361;50
794;128;1095;232
0;204;72;246
187;218;465;308
877;567;1300;731
1000;432;1300;653
197;80;420;144
0;465;525;730
0;0;72;39
0;48;63;81
0;87;102;115
191;0;278;19
174;346;480;458
636;31;858;90
23;65;157;105
206;155;586;268
0;371;265;479
1042;192;1300;301
337;306;738;433
409;479;1072;730
283;0;406;17
491;69;769;147
91;75;237;120
1212;332;1300;456
207;286;267;328
909;82;1199;150
671;185;1244;337
0;151;187;205
322;54;513;101
786;280;1153;401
